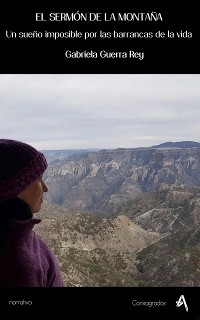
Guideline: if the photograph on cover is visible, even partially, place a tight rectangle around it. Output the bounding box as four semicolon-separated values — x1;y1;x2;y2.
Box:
0;74;200;289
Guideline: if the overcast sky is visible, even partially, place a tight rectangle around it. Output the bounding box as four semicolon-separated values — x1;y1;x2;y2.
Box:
0;74;199;150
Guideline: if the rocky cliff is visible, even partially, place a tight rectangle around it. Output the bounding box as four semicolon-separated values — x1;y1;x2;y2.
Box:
117;184;200;286
35;201;159;287
43;146;200;216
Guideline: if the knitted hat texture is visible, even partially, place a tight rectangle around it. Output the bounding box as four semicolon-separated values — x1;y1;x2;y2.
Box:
0;139;47;201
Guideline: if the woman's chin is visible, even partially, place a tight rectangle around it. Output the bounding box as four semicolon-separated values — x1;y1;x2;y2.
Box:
32;204;42;214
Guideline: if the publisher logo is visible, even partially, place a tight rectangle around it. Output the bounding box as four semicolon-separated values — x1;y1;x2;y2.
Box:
176;295;188;312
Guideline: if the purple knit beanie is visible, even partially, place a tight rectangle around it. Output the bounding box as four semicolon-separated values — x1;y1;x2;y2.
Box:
0;139;47;202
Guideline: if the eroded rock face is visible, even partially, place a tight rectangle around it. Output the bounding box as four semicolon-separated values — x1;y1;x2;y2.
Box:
43;147;200;215
117;184;200;234
116;184;200;287
35;202;159;287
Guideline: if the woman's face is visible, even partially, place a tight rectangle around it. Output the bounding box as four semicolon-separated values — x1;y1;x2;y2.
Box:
17;176;48;213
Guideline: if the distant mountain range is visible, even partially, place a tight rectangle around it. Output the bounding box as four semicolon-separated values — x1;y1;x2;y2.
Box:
41;141;200;163
42;149;100;164
152;141;200;148
42;141;200;164
43;142;200;215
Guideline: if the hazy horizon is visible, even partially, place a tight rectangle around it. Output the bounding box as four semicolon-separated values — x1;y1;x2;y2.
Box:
40;140;200;151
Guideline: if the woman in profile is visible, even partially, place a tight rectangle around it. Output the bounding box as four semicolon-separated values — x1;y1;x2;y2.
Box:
0;139;64;287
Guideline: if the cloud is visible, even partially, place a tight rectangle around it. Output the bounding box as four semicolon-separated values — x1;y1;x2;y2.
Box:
0;74;199;149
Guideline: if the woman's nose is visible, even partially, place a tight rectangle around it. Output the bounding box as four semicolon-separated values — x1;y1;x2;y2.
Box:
42;180;48;192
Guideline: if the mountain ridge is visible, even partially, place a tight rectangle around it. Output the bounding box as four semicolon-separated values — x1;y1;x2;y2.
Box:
43;145;200;215
151;141;200;148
